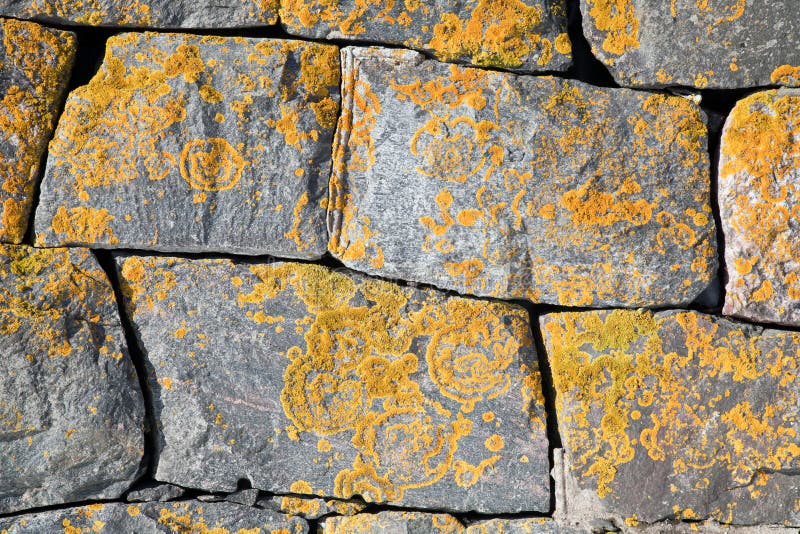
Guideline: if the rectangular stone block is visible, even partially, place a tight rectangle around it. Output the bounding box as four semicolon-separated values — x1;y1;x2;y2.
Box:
0;0;278;28
323;511;464;533
115;255;550;513
581;0;799;88
720;89;800;326
280;0;571;73
0;18;75;243
35;32;339;258
0;245;144;514
0;501;308;533
541;309;800;527
329;47;717;307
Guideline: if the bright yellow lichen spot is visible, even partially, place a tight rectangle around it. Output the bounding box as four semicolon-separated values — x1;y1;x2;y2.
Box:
48;205;118;245
198;84;223;104
485;434;504;452
586;0;640;56
771;65;800;85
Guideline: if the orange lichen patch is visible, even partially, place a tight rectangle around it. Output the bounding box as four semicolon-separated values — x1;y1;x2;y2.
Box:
0;20;75;243
771;65;800;86
198;85;223;104
179;138;244;192
47;205;118;245
453;455;501;488
327;512;464;533
585;0;640;56
560;177;655;227
720;91;800;322
543;309;799;520
410;116;498;183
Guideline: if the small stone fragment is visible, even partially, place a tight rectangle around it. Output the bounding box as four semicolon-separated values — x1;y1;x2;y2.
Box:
329;47;716;307
115;255;550;513
35;32;339;258
126;482;185;502
466;518;585;533
541;309;800;526
719;89;800;326
324;511;464;534
0;18;75;243
0;245;144;514
226;488;260;507
280;0;570;73
0;501;307;532
580;0;800;89
0;0;278;28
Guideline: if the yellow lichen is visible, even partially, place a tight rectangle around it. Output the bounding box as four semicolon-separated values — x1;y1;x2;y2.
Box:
771;65;800;85
585;0;640;56
47;205;118;245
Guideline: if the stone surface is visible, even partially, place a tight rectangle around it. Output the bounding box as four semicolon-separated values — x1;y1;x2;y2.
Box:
0;245;144;514
0;18;74;243
280;0;571;73
329;47;716;307
541;309;800;526
0;0;278;28
323;511;464;533
115;255;550;513
719;89;800;326
580;0;800;89
35;32;339;258
466;518;585;533
0;500;308;532
126;482;185;502
261;494;366;520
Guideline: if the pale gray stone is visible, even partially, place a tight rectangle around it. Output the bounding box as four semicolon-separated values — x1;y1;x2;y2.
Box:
323;511;464;533
0;245;144;514
580;0;800;88
466;518;587;533
0;0;278;28
280;0;571;73
719;89;800;326
329;47;716;307
541;309;800;526
126;482;185;503
115;255;550;514
0;500;308;532
35;32;339;259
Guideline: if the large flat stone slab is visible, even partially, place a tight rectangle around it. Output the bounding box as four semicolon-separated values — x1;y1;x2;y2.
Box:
0;18;74;244
541;309;800;526
0;245;144;514
580;0;800;89
115;255;550;513
35;32;339;258
720;89;800;326
329;47;717;307
280;0;571;73
0;501;308;532
323;511;464;533
0;1;278;28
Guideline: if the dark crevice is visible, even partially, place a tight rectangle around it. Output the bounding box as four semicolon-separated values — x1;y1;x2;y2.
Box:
563;0;618;87
0;497;120;521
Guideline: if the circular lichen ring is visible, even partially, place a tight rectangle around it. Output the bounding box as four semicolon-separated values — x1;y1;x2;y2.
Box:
179;138;245;192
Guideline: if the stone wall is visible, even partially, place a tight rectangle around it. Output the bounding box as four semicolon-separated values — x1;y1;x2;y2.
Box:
0;1;797;533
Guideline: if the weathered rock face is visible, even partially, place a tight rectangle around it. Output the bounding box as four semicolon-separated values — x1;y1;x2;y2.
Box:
262;494;366;520
541;309;800;526
0;0;278;28
580;0;800;89
720;89;800;326
323;511;464;533
115;255;550;513
125;482;185;503
0;501;308;533
466;519;585;533
329;47;716;307
35;32;339;258
280;0;571;73
0;245;144;514
0;18;74;244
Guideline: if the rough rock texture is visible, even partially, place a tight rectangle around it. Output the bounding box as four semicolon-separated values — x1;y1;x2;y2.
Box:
0;18;74;244
280;0;571;73
329;47;717;307
720;89;800;326
0;500;308;532
541;309;800;526
126;482;185;503
0;245;144;514
580;0;800;89
0;0;278;28
115;255;550;513
323;511;464;533
35;32;339;258
466;518;585;533
261;494;366;520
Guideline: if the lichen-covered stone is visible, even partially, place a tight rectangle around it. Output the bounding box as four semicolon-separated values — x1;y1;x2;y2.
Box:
115;255;550;513
261;494;366;520
0;501;308;533
580;0;800;89
0;0;278;28
35;32;339;258
0;245;144;514
280;0;570;73
329;47;716;307
719;89;800;326
466;519;585;533
0;18;74;244
541;309;800;526
323;511;464;533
